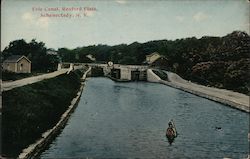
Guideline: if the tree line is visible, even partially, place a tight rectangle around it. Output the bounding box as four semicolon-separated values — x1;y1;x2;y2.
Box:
1;31;249;94
56;31;249;94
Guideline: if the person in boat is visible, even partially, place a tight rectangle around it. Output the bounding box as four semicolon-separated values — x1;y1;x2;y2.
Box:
166;120;177;139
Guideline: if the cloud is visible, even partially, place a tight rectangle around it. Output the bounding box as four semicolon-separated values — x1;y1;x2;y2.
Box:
22;12;49;29
176;16;185;23
193;12;210;22
116;0;127;4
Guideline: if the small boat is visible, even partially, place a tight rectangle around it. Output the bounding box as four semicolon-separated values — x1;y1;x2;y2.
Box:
166;120;177;144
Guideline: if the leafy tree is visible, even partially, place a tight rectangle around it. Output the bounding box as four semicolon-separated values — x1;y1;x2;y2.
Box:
58;48;76;62
119;56;137;64
2;39;59;72
56;31;249;94
2;39;29;59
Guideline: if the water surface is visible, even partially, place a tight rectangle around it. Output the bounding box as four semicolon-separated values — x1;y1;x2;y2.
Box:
40;77;249;158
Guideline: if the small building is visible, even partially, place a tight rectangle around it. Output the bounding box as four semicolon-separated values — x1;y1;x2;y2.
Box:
145;52;161;64
144;52;169;69
3;55;31;73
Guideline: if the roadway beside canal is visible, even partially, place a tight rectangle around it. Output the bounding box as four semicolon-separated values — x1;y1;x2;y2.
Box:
148;69;249;113
2;69;69;91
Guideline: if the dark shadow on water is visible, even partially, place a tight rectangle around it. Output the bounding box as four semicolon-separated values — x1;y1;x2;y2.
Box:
166;136;176;145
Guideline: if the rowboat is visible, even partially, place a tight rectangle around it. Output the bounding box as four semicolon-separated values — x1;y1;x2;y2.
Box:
166;120;177;144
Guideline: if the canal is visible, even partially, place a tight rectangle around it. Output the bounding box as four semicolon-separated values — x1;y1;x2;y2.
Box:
40;77;249;158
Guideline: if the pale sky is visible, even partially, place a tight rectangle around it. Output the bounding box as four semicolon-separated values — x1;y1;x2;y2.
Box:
1;0;249;50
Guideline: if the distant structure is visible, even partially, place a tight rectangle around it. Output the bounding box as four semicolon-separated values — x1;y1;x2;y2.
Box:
145;52;161;64
144;52;169;69
3;55;31;73
109;65;147;81
46;50;58;55
86;54;96;61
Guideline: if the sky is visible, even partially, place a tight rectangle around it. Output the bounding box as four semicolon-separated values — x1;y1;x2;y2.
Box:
1;0;249;50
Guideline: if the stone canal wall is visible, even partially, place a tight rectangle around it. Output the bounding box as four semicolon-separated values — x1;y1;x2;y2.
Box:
18;67;91;159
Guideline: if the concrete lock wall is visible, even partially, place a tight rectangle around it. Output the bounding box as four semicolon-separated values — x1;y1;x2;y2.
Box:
120;68;131;80
147;69;161;82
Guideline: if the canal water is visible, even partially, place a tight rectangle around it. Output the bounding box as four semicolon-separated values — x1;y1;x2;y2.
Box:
40;77;249;158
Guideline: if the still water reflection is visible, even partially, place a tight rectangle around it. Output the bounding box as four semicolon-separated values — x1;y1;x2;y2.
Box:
40;77;249;158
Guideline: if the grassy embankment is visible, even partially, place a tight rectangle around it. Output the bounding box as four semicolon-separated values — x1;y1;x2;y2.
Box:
1;70;48;81
2;69;84;158
152;69;169;81
1;70;33;81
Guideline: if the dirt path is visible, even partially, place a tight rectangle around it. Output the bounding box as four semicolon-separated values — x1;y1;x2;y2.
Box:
2;69;68;92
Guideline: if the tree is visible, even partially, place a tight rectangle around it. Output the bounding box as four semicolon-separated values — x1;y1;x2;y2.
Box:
2;39;59;72
58;48;76;62
2;39;29;59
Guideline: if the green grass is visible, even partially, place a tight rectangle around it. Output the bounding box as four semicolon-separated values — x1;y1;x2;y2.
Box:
152;69;169;81
2;71;33;81
2;69;84;158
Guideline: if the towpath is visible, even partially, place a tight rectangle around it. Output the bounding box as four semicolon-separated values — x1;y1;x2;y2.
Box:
1;69;68;92
161;71;249;112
